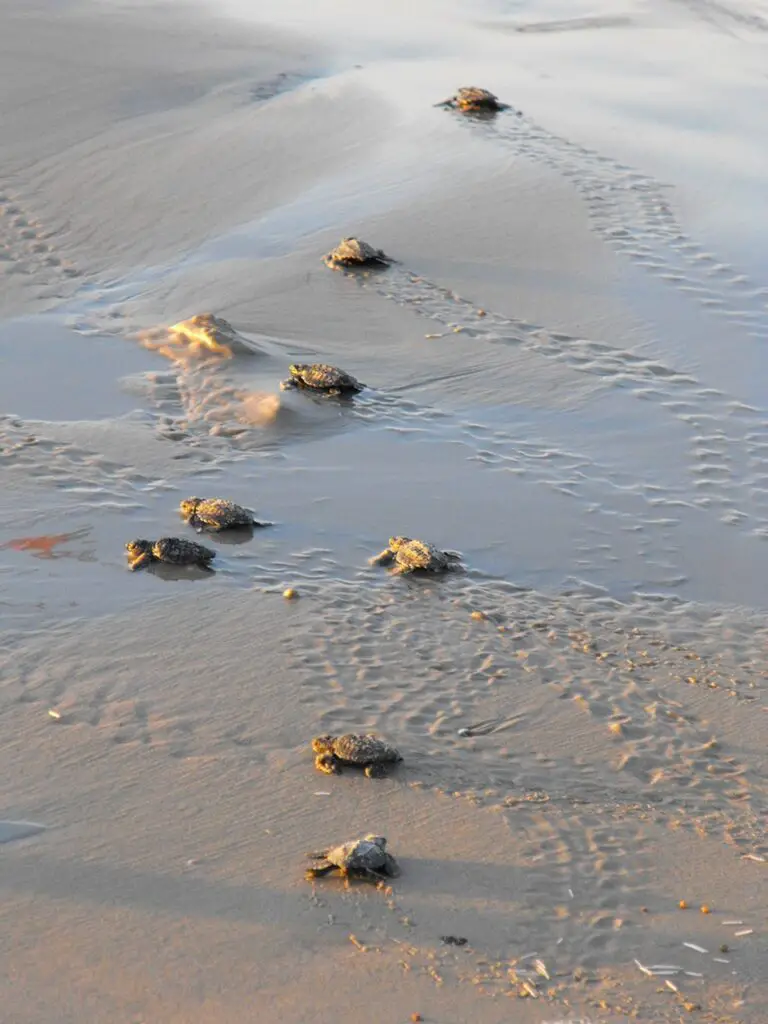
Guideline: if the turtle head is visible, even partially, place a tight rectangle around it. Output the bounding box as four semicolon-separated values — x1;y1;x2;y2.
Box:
388;536;411;552
363;834;387;849
179;497;203;521
125;539;152;557
289;363;308;378
125;539;155;571
312;735;335;755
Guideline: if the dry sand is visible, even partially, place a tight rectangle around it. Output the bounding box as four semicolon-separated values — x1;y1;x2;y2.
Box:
1;0;767;1021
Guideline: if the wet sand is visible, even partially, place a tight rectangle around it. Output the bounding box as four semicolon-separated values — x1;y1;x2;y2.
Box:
1;0;767;1021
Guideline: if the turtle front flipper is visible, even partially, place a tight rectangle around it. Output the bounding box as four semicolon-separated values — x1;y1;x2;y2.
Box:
358;867;390;884
382;854;400;878
315;753;342;775
369;547;395;567
389;562;412;576
364;762;389;779
127;551;154;571
305;861;336;880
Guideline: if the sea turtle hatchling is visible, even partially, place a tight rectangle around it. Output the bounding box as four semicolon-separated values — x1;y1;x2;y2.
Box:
279;363;365;396
179;497;270;532
125;537;216;571
312;734;403;778
370;536;462;576
437;87;509;113
324;237;393;269
305;834;400;883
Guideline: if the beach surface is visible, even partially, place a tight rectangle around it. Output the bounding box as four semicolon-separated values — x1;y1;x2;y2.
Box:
1;0;767;1020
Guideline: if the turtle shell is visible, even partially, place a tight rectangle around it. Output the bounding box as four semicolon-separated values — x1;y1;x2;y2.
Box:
325;835;394;873
181;497;253;529
152;537;216;566
325;237;391;267
291;363;364;392
454;86;503;110
392;537;448;571
331;734;401;765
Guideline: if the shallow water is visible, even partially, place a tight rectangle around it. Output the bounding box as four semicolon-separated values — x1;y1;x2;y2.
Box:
2;0;768;1018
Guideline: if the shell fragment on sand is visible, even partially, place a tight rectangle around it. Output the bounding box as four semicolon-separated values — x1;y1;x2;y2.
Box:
683;942;709;953
733;928;754;937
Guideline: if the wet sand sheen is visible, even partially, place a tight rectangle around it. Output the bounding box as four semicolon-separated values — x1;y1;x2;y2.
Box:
0;0;767;1021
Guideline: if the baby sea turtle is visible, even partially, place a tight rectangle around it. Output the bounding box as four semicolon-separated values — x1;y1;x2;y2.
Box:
305;834;400;883
324;237;392;269
370;536;462;575
179;497;269;532
312;734;403;778
125;537;216;571
437;87;509;113
279;363;365;396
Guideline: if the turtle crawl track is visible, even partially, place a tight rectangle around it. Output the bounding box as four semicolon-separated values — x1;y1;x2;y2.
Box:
335;104;768;545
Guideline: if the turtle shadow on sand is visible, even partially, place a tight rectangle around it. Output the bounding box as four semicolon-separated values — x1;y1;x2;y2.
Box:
141;562;216;582
205;525;257;547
